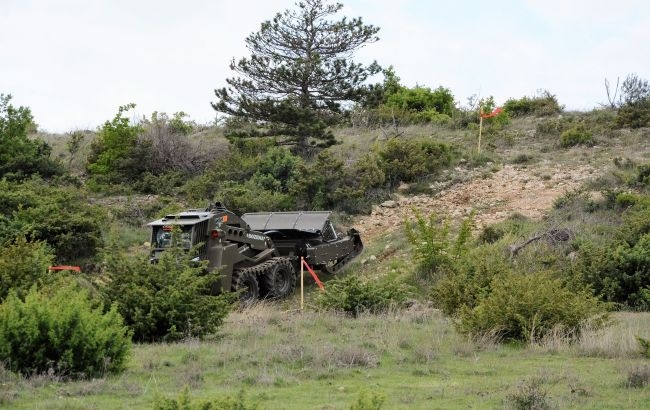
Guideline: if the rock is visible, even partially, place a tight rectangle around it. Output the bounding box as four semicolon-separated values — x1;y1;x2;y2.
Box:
397;182;410;192
381;200;398;208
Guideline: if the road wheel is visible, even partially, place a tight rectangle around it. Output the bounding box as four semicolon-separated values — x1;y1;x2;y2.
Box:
260;258;296;299
231;268;259;304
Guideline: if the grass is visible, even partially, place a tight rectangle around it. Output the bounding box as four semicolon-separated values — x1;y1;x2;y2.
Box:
3;307;650;409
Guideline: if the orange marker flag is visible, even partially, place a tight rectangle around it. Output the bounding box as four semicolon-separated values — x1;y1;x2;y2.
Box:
480;107;503;119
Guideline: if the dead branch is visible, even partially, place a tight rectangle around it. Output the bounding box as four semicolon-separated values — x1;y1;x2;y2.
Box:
508;228;574;258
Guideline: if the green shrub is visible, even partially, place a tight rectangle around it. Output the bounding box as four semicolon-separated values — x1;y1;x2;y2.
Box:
616;73;650;129
455;270;606;342
0;178;105;264
0;237;53;301
385;85;455;116
560;124;593;147
503;90;562;117
636;336;650;358
405;210;473;281
350;390;386;410
101;245;233;341
291;150;347;210
0;280;131;378
316;275;413;317
431;242;512;316
634;163;650;187
0;94;63;180
153;386;258;410
575;234;650;310
87;104;146;185
377;138;453;185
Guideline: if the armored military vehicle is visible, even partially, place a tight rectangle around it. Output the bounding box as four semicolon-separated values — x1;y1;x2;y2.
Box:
148;202;363;301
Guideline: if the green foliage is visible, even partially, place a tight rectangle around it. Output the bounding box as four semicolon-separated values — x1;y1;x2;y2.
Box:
0;280;131;378
349;390;385;410
376;138;453;185
385;85;455;117
291;150;347;210
0;178;105;263
213;0;380;152
560;124;593;147
431;242;512;316
101;245;233;341
153;386;258;410
636;336;650;358
503;90;562;117
0;237;53;302
576;234;650;309
455;270;606;342
87;104;145;185
616;73;650;129
406;210;608;342
316;275;413;317
0;93;63;180
404;210;473;280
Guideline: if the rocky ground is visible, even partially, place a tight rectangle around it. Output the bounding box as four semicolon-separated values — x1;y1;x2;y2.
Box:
353;162;598;242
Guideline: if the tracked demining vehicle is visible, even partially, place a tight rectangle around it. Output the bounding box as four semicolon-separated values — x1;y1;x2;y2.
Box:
148;202;363;301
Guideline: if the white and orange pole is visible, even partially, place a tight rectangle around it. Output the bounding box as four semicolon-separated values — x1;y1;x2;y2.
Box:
478;106;483;154
300;257;304;311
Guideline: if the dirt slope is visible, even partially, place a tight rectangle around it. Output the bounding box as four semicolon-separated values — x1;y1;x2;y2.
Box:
353;163;597;242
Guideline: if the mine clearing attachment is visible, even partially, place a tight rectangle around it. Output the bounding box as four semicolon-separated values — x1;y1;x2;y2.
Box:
147;202;363;303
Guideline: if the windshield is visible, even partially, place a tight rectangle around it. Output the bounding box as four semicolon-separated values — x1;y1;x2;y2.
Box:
152;225;193;249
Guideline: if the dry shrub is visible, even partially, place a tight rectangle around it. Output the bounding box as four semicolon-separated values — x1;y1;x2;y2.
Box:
505;377;555;410
625;365;650;388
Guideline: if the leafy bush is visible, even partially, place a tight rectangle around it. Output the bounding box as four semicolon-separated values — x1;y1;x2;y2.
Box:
377;138;453;185
560;124;593;147
0;237;53;302
0;94;63;180
503;90;562;117
455;270;606;342
385;85;455;116
616;73;650;129
0;280;131;378
101;245;233;341
153;387;258;410
636;336;650;358
350;390;386;410
87;104;146;185
431;242;513;316
404;210;473;280
0;178;105;263
575;234;650;309
291;150;347;210
316;275;413;317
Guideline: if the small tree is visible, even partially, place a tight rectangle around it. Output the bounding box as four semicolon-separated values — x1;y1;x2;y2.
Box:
86;104;145;185
0;280;131;378
0;93;62;179
213;0;381;153
617;73;650;128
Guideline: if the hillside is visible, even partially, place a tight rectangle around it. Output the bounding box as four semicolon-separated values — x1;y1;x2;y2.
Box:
4;112;650;409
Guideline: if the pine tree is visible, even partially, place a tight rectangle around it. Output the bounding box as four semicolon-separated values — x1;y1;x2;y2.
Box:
213;0;380;153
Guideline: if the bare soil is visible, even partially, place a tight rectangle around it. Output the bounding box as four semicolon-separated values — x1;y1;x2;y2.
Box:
353;163;598;242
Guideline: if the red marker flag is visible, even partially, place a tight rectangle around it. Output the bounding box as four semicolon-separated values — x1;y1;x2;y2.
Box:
480;107;503;119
